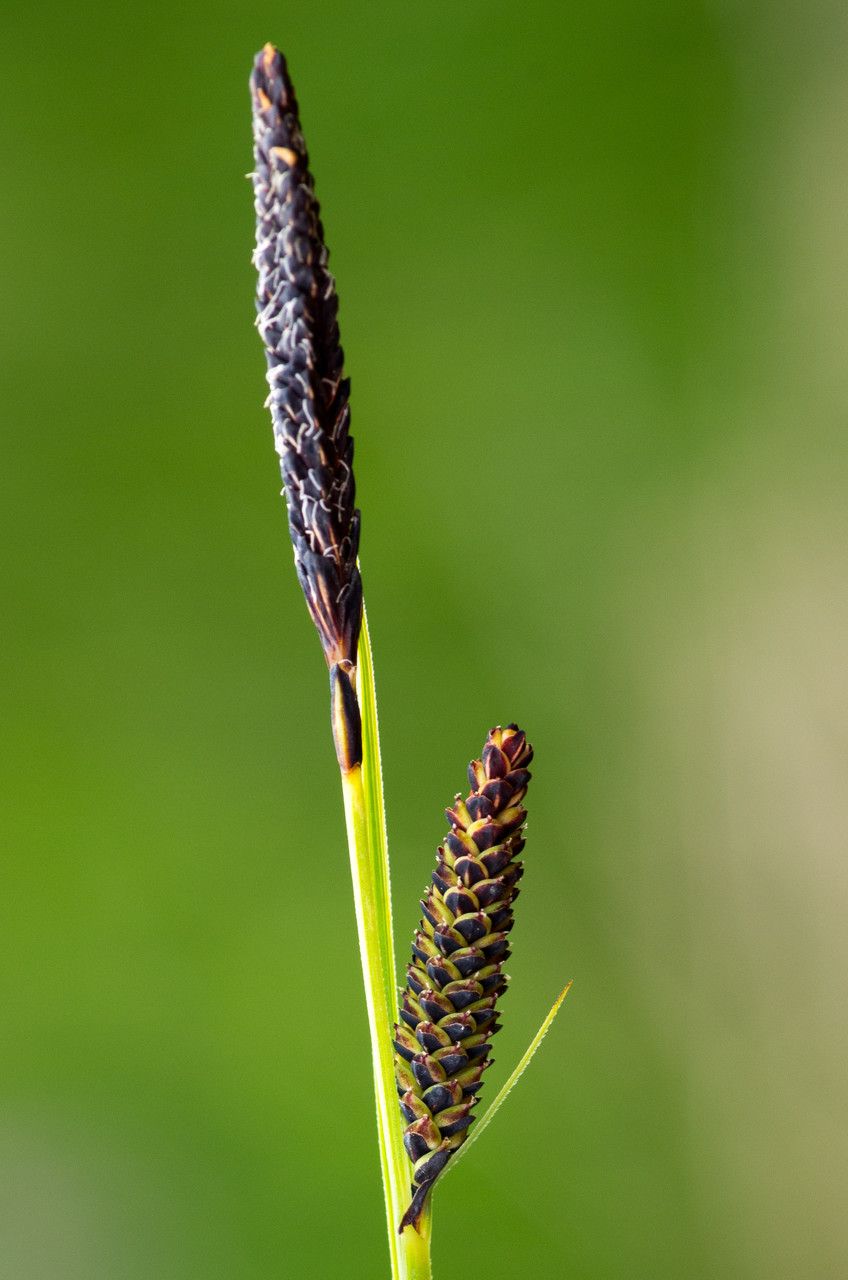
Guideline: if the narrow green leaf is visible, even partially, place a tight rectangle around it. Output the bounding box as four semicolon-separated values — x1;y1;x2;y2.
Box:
357;602;399;1021
444;981;574;1174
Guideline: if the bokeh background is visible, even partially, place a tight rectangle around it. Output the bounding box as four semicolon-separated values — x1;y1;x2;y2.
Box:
2;3;846;1277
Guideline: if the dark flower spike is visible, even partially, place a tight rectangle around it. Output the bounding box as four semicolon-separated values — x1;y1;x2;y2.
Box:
393;725;533;1230
250;44;362;671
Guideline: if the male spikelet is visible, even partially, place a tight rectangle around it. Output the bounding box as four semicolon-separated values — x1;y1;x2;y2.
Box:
250;45;362;767
394;725;533;1229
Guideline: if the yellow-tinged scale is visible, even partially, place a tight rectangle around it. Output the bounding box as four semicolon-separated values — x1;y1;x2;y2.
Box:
271;145;299;167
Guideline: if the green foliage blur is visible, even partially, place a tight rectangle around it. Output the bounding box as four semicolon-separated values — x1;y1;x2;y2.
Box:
2;3;846;1277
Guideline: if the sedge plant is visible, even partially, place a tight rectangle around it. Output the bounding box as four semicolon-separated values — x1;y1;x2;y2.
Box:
249;43;570;1280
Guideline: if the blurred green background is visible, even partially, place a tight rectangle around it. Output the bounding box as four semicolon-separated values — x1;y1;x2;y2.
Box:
2;2;846;1277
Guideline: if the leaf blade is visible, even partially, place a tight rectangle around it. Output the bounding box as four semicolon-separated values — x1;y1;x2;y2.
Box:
444;981;574;1174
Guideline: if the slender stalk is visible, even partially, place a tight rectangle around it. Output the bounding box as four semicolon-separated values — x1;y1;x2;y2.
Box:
340;608;433;1280
356;606;397;1015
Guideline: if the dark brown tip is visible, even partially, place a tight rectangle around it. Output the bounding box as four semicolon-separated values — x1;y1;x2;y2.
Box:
330;661;362;772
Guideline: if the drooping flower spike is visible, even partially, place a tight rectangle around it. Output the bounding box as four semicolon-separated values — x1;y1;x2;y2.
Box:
394;725;533;1230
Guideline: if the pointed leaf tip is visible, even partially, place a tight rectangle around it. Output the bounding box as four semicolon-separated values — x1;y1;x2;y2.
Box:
442;980;573;1176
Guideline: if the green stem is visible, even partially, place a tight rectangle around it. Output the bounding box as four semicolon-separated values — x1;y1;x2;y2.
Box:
338;607;433;1280
401;1210;433;1279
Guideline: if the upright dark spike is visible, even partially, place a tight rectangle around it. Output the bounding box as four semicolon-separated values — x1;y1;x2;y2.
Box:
394;725;534;1231
250;44;362;669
